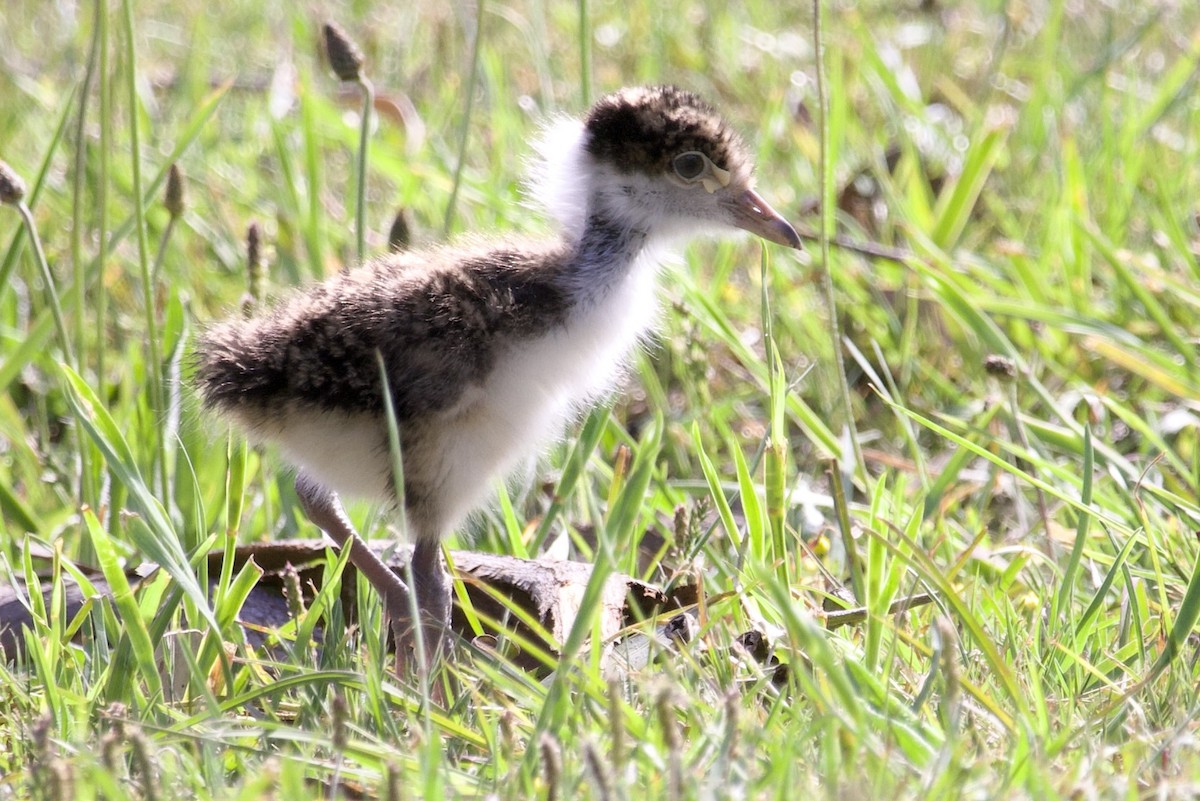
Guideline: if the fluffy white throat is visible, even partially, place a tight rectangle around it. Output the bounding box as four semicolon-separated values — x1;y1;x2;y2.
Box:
527;115;735;252
424;244;664;529
525;116;594;240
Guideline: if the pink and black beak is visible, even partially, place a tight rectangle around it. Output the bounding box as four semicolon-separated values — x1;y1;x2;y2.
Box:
724;188;803;249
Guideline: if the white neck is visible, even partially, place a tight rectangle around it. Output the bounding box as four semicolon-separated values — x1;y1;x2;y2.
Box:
526;117;593;239
527;117;672;304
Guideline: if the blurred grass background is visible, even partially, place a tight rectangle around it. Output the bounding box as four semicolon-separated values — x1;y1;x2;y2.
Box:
2;0;1200;798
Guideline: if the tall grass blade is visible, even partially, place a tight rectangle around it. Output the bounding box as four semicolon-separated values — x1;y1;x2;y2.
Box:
59;364;222;639
85;509;162;700
121;0;168;502
931;126;1007;251
692;422;744;564
443;0;487;235
1148;545;1200;678
532;405;609;550
0;83;79;299
1055;425;1093;624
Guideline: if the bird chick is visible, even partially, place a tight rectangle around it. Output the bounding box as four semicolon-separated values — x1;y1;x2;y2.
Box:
194;85;800;677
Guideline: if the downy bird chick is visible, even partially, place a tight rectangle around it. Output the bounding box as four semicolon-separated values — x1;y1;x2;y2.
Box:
194;85;801;675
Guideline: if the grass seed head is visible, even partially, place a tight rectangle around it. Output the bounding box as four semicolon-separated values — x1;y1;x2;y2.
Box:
242;221;265;314
383;762;404;801
0;160;27;205
656;685;683;799
165;164;185;217
539;733;562;801
283;563;306;620
388;207;412;252
983;353;1017;379
323;22;365;82
582;738;614;801
100;730;122;774
247;221;262;268
128;728;159;801
607;677;626;765
48;759;75;801
331;690;349;752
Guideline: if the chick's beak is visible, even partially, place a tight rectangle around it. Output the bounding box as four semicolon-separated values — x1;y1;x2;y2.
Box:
725;188;803;250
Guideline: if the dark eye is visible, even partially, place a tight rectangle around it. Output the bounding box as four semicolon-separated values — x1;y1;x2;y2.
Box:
673;152;707;181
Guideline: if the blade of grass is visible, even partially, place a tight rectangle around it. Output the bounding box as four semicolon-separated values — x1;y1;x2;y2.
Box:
121;0;167;503
85;509;162;701
606;415;662;575
888;397;1128;533
443;0;487;235
812;0;863;481
732;435;767;574
691;422;744;567
531;405;610;551
59;364;223;640
761;249;790;588
1054;425;1093;624
198;555;264;680
0;82;80;304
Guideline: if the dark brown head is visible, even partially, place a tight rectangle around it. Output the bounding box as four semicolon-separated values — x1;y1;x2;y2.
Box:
577;86;800;248
585;86;748;181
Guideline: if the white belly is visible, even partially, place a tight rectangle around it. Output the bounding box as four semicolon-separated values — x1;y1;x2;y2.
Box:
425;255;662;529
256;409;391;501
250;254;663;536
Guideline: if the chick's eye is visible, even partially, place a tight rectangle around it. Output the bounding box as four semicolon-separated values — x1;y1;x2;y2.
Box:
673;152;707;181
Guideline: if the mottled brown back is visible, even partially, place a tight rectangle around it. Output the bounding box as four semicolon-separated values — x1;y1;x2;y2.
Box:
194;241;573;420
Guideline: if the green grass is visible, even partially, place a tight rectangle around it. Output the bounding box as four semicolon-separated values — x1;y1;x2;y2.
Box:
3;0;1200;798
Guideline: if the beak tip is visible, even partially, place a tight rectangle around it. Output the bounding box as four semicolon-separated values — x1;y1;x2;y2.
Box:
732;188;804;250
761;217;803;250
781;222;804;250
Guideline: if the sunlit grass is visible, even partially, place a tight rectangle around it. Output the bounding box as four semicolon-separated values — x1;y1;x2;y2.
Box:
2;1;1200;798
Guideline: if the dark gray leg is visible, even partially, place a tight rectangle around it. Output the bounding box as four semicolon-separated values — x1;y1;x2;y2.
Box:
294;473;414;665
410;538;452;666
